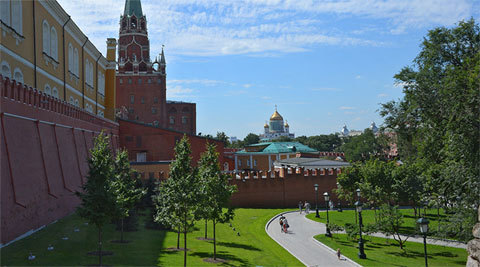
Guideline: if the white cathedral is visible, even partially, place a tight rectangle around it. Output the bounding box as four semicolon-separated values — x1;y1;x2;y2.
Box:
260;106;295;141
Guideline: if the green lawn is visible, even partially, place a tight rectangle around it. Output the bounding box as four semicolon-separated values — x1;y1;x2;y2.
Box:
315;234;467;267
1;209;301;266
306;208;448;237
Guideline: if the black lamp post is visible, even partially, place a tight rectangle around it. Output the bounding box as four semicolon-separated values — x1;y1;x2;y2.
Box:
314;184;319;218
324;192;332;237
417;217;430;267
355;189;366;259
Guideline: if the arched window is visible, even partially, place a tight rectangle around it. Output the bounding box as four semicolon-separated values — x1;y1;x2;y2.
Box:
69;96;74;105
131;17;137;29
1;61;11;79
42;20;50;55
13;68;23;83
11;0;22;34
74;99;79;107
73;48;79;75
52;87;58;98
0;0;11;26
50;27;58;60
98;72;105;95
44;84;51;95
68;43;73;72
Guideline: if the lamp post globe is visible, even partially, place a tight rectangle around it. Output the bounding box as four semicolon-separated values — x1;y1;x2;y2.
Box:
355;200;366;259
314;184;319;218
324;192;332;237
417;217;430;267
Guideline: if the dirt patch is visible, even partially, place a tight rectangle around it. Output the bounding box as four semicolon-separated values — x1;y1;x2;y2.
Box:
196;237;214;241
203;258;228;264
87;251;114;256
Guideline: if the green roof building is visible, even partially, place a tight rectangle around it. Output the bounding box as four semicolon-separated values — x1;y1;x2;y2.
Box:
234;142;318;171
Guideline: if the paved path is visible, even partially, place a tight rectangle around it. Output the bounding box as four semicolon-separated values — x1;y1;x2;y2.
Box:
266;211;359;267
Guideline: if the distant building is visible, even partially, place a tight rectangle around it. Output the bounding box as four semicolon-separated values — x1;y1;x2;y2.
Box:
234;142;316;171
260;106;294;141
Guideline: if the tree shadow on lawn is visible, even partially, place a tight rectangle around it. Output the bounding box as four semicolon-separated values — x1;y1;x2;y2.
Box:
216;241;261;251
386;250;457;259
190;251;250;266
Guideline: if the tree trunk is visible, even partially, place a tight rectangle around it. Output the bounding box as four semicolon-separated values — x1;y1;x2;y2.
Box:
374;207;377;223
184;227;187;267
177;227;180;249
121;218;124;242
98;227;102;266
213;220;216;260
413;206;417;218
205;219;208;239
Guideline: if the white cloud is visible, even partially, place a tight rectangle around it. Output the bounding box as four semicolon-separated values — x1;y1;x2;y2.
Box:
167;85;194;98
169;79;226;86
377;93;388;98
57;0;474;57
355;75;362;79
339;106;355;110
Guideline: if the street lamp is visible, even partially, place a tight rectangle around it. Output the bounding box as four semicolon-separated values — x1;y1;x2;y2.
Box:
355;190;366;259
314;184;319;218
417;217;430;267
324;192;332;237
355;188;361;225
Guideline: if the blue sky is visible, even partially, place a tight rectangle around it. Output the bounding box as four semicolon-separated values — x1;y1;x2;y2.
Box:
58;0;479;139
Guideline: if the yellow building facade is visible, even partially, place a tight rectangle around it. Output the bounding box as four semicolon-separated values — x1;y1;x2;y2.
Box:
0;0;116;120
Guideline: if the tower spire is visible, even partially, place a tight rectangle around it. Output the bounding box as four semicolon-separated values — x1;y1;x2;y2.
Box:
160;45;166;65
124;0;143;17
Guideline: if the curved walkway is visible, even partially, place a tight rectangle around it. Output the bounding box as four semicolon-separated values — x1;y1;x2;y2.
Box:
266;211;359;267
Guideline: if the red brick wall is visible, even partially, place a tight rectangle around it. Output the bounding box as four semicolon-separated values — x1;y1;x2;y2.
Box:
165;102;196;135
1;77;119;245
228;167;343;208
118;119;224;165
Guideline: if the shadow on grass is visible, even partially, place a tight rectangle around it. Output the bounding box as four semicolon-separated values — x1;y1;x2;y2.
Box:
216;241;261;251
190;251;250;266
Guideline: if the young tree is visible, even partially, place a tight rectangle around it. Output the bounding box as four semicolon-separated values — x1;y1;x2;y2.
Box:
153;135;200;267
111;149;145;243
377;204;409;250
76;132;116;266
197;142;237;261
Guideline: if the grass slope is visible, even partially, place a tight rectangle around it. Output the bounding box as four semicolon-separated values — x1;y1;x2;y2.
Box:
315;234;467;267
1;209;301;266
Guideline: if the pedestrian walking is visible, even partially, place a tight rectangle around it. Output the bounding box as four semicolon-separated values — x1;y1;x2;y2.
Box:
299;201;303;214
279;215;285;233
305;201;310;214
337;248;341;260
283;217;289;233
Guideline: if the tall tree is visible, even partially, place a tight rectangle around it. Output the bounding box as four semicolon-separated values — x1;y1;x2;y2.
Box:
340;129;384;162
243;133;260;146
380;19;480;240
153;135;200;267
76;132;116;266
197;142;237;261
111;149;145;243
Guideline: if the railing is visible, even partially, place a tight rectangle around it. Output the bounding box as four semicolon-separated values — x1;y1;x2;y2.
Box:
0;75;117;129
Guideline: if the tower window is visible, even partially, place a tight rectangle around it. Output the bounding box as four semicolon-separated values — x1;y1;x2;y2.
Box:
153;96;158;103
138;78;142;84
157;78;161;84
148;78;152;84
128;78;132;84
130;95;134;104
169;116;175;124
182;116;187;124
151;107;157;114
119;78;123;84
141;97;145;104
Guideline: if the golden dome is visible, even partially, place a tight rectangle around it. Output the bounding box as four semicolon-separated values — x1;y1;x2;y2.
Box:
264;122;269;128
270;110;283;121
284;121;289;127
